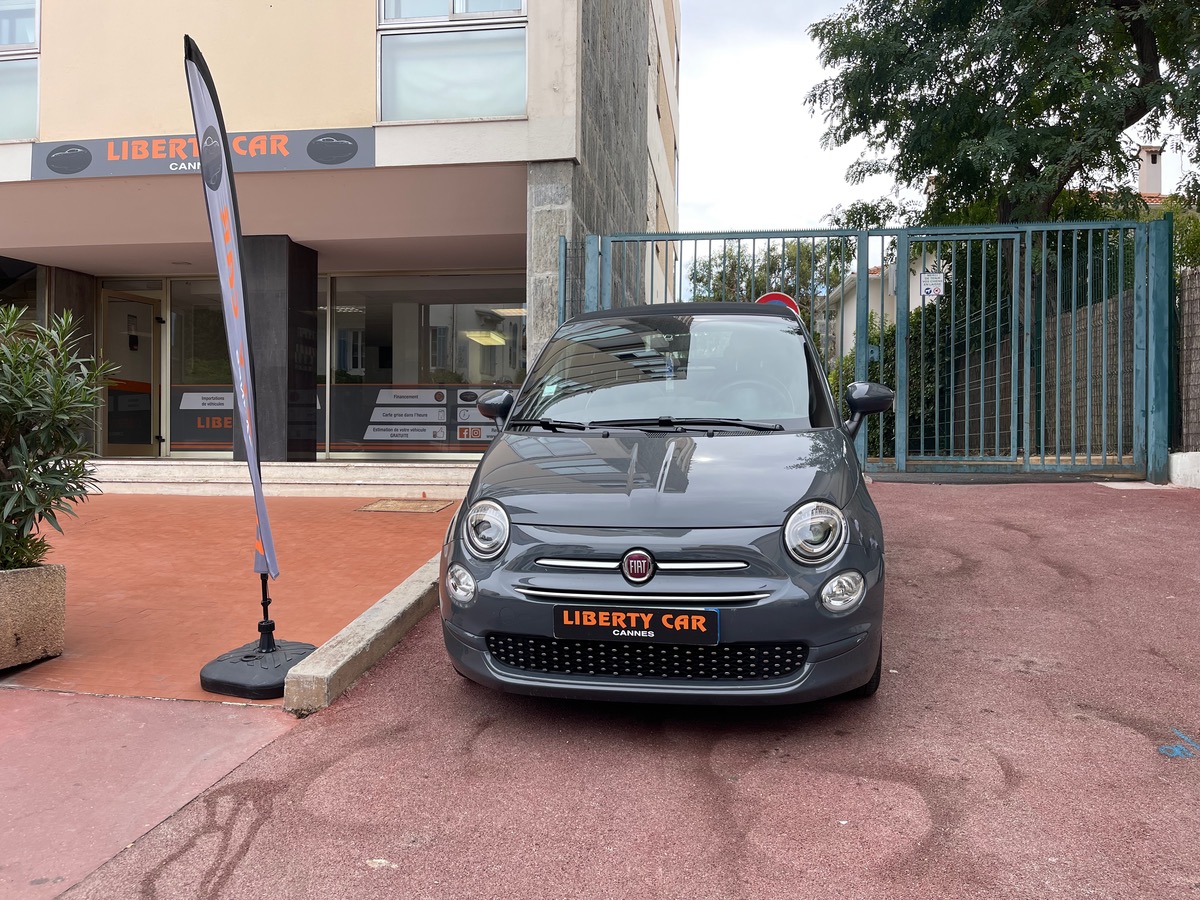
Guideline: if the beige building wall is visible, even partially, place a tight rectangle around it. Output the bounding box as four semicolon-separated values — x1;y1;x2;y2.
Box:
38;0;377;140
38;0;581;165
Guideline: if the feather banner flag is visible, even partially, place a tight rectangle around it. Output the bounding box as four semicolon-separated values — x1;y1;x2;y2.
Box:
183;35;279;578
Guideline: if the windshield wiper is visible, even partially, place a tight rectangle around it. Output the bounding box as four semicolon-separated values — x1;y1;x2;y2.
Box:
507;417;592;432
589;416;784;432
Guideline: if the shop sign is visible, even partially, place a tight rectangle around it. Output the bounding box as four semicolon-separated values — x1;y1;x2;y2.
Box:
171;383;506;452
31;127;375;180
171;386;236;450
331;384;510;450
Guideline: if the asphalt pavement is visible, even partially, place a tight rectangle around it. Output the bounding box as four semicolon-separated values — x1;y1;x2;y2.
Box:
4;481;1200;899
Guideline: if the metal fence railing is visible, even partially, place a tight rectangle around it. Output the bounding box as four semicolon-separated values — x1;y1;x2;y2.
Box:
560;221;1174;481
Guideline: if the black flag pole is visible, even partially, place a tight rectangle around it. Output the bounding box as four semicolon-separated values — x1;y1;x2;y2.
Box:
184;35;315;699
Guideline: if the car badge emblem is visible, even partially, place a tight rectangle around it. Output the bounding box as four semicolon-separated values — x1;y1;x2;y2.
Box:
621;549;655;584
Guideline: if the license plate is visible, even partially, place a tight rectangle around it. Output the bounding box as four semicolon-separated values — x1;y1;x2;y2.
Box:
553;606;719;645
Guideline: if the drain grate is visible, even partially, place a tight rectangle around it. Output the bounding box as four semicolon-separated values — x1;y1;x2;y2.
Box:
356;499;453;513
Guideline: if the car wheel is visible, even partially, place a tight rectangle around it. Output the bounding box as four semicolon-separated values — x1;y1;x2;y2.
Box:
844;640;882;699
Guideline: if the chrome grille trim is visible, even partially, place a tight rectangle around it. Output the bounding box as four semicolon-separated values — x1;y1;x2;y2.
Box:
535;558;621;570
514;587;772;603
535;558;748;572
657;561;748;571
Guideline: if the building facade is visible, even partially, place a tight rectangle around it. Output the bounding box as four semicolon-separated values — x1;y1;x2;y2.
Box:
0;0;679;461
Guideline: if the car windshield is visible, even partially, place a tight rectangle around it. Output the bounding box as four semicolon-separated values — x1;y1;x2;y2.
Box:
510;311;836;431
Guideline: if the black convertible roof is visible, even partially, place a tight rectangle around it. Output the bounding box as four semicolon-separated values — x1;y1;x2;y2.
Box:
571;301;798;322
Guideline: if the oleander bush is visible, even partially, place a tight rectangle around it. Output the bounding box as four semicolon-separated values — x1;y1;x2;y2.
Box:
0;305;114;570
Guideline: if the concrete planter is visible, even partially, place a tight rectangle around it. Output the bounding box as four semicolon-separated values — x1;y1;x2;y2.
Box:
0;564;66;670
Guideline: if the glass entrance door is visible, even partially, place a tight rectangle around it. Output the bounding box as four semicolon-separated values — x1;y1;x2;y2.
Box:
99;291;163;457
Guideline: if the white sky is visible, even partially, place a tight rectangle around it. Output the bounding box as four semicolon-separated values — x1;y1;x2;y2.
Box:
677;0;1187;233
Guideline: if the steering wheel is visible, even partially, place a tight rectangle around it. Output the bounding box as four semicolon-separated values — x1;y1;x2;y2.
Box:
713;377;794;412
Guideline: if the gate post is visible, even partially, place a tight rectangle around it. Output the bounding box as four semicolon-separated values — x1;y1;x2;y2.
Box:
557;235;568;325
583;234;600;314
1133;225;1148;473
855;231;870;462
894;232;910;472
1147;217;1172;483
599;237;613;310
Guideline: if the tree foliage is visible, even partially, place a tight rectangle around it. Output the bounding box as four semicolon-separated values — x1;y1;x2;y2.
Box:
687;238;852;308
1150;199;1200;269
807;0;1200;224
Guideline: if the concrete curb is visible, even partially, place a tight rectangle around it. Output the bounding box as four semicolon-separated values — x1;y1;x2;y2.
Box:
283;554;441;716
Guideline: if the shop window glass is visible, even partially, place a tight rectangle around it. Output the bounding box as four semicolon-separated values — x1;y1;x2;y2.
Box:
0;255;40;322
0;57;36;140
380;27;525;122
168;280;233;453
170;279;329;456
328;274;525;455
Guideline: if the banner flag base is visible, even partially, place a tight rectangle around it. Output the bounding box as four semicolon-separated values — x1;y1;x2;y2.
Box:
200;574;316;700
200;638;316;700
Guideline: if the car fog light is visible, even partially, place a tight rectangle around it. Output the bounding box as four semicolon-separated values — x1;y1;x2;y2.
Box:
446;564;477;607
820;570;866;613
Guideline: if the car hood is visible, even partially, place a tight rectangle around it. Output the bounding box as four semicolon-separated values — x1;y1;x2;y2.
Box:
472;429;860;528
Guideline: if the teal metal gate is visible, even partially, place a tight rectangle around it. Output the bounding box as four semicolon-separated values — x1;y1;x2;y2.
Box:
559;221;1172;482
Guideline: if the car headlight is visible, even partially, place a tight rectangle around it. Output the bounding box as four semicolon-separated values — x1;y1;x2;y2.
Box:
784;501;847;564
462;499;510;560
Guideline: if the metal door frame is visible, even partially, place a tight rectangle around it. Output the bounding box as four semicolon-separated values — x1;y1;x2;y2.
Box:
98;290;165;457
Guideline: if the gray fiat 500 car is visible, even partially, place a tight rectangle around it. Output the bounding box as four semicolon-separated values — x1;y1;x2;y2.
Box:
439;301;894;705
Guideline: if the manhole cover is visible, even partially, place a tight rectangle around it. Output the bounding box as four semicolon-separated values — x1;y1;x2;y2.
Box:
357;499;453;513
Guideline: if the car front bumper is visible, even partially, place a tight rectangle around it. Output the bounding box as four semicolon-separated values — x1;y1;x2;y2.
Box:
442;610;882;706
440;518;885;705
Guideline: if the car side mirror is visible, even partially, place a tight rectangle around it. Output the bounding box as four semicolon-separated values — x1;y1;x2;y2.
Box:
843;381;894;439
477;389;515;424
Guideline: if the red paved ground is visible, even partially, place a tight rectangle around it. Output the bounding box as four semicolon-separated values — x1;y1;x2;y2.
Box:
43;482;1200;900
1;493;458;703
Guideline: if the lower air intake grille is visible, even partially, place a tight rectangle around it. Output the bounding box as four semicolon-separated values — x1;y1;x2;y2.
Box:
485;634;808;681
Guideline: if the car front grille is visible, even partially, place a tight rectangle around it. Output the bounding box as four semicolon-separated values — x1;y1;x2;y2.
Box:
485;634;808;681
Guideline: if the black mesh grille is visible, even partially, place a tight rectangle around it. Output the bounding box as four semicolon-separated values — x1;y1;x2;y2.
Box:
485;634;808;681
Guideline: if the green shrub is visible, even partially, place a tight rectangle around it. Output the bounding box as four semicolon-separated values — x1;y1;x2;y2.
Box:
0;306;115;569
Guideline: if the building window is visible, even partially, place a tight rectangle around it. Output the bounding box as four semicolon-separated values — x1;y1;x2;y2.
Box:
336;327;366;379
381;1;523;23
0;0;36;141
430;325;450;370
378;1;526;123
